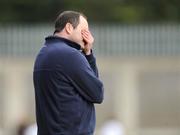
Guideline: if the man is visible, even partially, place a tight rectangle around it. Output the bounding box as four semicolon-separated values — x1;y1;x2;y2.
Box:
33;11;104;135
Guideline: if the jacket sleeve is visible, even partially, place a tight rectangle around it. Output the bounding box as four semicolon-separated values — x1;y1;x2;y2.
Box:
63;50;104;104
84;52;99;77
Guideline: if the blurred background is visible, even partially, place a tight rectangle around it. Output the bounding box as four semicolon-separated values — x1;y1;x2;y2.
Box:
0;0;180;135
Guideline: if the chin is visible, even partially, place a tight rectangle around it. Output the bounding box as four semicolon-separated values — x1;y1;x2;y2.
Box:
80;43;85;49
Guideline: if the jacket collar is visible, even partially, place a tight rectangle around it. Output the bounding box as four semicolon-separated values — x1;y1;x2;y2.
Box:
45;35;81;50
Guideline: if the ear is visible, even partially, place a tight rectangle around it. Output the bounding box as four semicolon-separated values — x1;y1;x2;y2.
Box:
65;23;73;34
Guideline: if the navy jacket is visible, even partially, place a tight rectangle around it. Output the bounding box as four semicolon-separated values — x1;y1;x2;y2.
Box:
33;36;104;135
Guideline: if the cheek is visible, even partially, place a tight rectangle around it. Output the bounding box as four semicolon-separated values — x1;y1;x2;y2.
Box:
77;31;83;40
75;33;82;41
71;29;83;44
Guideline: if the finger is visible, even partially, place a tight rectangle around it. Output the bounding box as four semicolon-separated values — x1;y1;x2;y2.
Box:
82;33;90;40
82;31;89;36
82;29;91;35
83;32;93;40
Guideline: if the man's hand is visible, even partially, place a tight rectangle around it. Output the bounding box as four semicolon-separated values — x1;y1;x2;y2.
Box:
81;30;94;55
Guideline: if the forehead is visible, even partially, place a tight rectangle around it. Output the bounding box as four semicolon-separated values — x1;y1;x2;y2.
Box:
79;15;88;29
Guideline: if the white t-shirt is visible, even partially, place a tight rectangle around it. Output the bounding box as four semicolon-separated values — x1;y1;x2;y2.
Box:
24;124;37;135
99;120;125;135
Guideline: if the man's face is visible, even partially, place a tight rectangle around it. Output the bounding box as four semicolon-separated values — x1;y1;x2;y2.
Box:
70;16;89;48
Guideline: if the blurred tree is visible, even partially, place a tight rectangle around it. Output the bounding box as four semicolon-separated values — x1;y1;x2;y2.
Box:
0;0;180;23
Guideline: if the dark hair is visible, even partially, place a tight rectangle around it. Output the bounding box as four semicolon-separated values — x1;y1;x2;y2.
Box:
54;11;87;34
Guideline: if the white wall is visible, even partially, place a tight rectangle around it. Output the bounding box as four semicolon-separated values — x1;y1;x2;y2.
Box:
1;57;180;135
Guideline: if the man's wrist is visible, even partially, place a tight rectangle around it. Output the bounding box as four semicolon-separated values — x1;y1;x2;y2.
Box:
84;49;91;55
84;51;95;63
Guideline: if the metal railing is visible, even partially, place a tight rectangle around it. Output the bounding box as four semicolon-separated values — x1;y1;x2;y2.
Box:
0;24;180;57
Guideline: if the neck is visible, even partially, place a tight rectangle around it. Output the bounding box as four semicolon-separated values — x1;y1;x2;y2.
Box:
54;32;70;41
